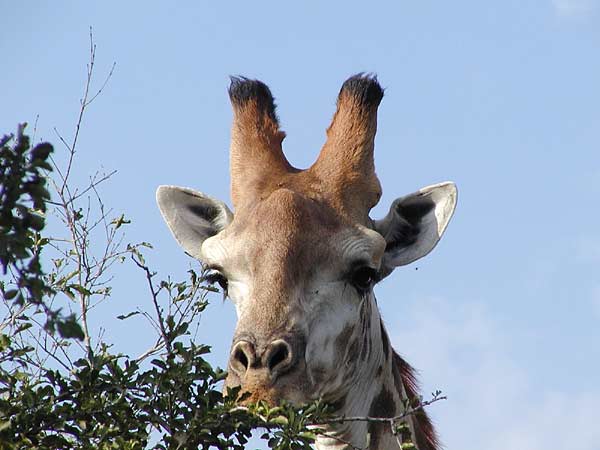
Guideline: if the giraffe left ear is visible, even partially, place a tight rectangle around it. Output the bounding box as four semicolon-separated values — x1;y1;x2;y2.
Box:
156;185;233;260
374;182;457;277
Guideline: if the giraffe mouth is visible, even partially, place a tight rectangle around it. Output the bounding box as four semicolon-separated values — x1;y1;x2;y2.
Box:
225;378;310;407
224;357;312;407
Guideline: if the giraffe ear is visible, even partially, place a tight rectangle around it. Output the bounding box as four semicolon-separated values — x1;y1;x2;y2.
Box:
374;182;457;277
156;185;233;260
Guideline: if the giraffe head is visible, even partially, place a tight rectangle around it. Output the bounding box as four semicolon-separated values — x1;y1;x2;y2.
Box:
157;75;456;409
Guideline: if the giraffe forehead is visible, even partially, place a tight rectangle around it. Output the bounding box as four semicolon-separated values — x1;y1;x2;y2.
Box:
249;188;340;232
220;188;384;274
222;189;341;266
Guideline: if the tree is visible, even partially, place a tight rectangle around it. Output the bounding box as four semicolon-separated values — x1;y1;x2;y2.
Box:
0;32;328;448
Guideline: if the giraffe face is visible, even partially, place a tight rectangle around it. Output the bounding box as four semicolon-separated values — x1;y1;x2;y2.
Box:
157;179;456;405
199;188;386;404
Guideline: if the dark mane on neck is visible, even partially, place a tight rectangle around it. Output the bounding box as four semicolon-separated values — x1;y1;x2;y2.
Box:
392;352;439;450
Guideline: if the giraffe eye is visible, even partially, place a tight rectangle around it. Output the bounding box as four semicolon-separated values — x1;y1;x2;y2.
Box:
350;267;378;292
205;270;229;295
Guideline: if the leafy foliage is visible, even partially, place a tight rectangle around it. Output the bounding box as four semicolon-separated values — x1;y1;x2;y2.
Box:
0;124;81;338
0;125;328;449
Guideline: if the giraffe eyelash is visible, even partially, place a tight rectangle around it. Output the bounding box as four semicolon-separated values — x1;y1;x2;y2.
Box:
349;266;379;292
205;270;229;297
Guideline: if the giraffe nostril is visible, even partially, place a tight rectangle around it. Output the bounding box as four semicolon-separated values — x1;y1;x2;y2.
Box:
229;341;254;376
266;340;292;373
234;347;249;369
229;339;295;380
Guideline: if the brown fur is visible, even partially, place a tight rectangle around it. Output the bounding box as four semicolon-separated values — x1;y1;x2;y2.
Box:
392;352;439;450
225;189;342;338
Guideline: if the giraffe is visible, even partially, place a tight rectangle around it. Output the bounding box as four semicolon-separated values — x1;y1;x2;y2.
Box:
156;74;457;449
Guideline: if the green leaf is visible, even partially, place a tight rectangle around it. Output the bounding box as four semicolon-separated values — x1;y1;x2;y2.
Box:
68;284;92;296
298;432;316;440
3;289;18;300
56;317;84;340
270;416;289;426
15;322;32;334
0;334;11;350
111;214;131;230
28;213;45;231
117;311;141;320
31;142;53;161
151;359;167;370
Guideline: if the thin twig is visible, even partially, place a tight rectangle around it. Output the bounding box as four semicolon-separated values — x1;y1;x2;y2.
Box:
25;317;73;371
67;170;116;206
47;28;117;364
315;395;446;426
31;114;40;144
135;339;166;363
132;256;172;355
317;431;364;450
86;61;116;105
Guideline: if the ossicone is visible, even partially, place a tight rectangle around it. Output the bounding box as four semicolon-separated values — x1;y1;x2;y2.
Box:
228;76;279;123
337;73;384;109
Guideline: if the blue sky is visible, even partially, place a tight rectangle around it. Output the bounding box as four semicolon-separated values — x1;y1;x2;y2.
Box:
2;2;600;449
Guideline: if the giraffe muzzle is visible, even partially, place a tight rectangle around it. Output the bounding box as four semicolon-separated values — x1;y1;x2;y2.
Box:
228;338;296;383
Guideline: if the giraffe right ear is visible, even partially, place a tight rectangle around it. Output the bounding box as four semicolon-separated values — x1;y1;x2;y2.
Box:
156;185;233;260
374;182;457;277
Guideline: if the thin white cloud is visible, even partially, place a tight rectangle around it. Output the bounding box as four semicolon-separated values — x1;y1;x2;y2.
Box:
496;391;600;450
553;0;598;17
573;234;600;263
391;296;600;450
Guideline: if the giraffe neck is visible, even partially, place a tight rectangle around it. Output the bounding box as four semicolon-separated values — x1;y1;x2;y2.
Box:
314;294;437;450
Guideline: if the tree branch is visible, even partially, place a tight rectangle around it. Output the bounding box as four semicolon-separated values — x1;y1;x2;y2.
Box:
315;393;446;427
131;256;172;355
